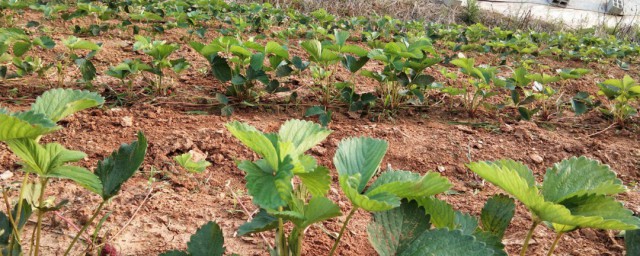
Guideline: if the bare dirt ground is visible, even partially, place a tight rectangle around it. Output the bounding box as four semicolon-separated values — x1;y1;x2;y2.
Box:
0;10;639;256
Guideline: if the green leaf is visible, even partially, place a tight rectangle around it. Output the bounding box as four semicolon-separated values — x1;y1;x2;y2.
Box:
0;111;59;141
265;41;289;59
300;197;341;227
0;199;32;245
12;41;31;57
6;139;86;175
481;195;515;239
95;132;147;200
455;211;479;235
301;40;322;62
400;229;495;255
237;209;278;236
415;197;455;229
278;119;331;156
226;121;279;170
250;53;265;71
367;200;432;256
75;58;97;81
31;88;104;122
210;55;232;82
367;170;452;199
174;153;211;173
46;166;102;195
63;36;100;51
334;30;349;46
626;228;640;256
468;160;640;230
341;55;369;73
556;194;640;230
238;159;293;210
542;156;625;203
340;174;399;212
187;221;225;256
334;137;388;193
297;166;331;197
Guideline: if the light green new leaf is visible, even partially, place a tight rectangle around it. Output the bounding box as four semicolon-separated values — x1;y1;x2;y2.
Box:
186;221;225;256
31;88;105;122
366;170;452;200
556;194;640;231
481;195;515;239
415;197;455;229
226;121;279;170
468;160;639;230
297;166;331;197
466;161;541;207
63;36;100;51
542;156;624;203
278;119;331;156
0;112;59;141
6;139;86;175
367;200;432;256
301;40;322;62
238;159;293;210
340;175;399;212
265;41;289;59
174;153;211;173
334;137;388;192
95;132;147;200
46;166;101;195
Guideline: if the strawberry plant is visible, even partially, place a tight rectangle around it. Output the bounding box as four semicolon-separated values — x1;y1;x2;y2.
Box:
59;36;102;86
363;38;439;112
597;75;640;125
467;157;640;256
448;57;500;116
133;35;189;94
0;89;148;256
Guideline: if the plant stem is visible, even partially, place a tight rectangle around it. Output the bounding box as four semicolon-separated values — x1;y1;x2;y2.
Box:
546;232;564;256
2;188;21;244
63;201;107;256
33;178;49;256
328;207;358;256
520;220;540;256
277;206;287;256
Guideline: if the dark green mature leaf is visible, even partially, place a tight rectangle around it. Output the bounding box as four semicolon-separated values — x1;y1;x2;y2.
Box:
400;229;495;255
96;132;147;200
210;55;232;82
455;211;479;235
341;55;369;73
187;221;225;256
31;88;104;122
334;137;388;193
75;58;97;81
626;228;640;256
237;209;278;236
238;159;293;210
13;41;31;57
0;199;32;245
556;194;640;231
367;200;431;256
300;197;341;227
159;251;189;256
481;195;515;238
542;157;624;203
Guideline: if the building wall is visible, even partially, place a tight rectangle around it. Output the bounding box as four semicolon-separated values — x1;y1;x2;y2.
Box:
473;0;640;27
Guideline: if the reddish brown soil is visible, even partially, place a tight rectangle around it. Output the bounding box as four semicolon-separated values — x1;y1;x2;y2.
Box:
0;9;639;256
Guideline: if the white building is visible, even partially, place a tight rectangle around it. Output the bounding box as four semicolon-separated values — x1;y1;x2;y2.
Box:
471;0;640;28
